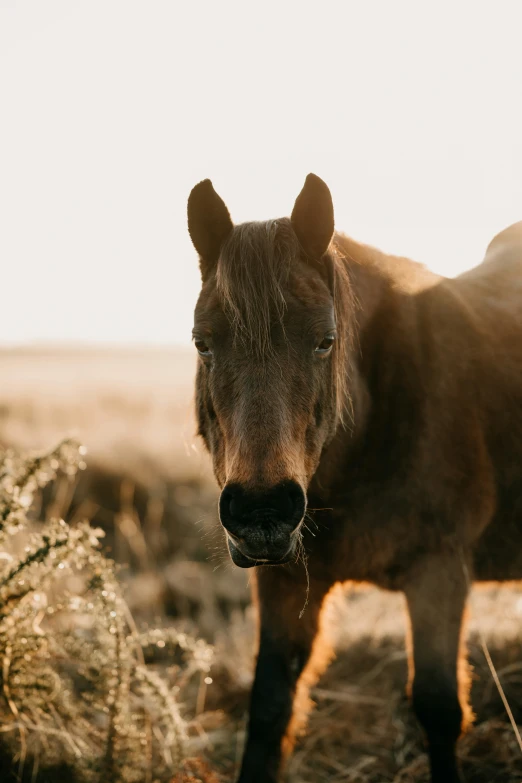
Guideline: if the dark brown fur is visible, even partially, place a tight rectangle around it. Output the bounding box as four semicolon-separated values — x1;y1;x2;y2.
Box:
188;175;522;783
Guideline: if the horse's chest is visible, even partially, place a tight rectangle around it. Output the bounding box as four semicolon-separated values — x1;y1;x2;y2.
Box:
308;493;426;589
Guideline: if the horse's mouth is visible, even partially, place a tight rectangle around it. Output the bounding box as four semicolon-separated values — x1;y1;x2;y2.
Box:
226;534;295;569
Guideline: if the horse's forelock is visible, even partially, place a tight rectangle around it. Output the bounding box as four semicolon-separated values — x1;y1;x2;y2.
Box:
216;219;298;355
216;220;355;423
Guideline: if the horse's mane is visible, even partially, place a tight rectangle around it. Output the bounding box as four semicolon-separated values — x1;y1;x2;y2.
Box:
216;218;355;424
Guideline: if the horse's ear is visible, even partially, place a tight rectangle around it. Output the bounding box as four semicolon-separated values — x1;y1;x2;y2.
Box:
187;179;233;279
291;173;334;259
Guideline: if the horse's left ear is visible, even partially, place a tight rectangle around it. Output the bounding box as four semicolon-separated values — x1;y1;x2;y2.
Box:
291;173;334;259
187;179;234;280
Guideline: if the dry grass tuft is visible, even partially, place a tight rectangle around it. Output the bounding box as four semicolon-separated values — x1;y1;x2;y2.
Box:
171;757;222;782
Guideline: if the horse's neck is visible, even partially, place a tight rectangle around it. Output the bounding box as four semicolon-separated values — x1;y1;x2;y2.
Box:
336;231;440;304
336;234;440;434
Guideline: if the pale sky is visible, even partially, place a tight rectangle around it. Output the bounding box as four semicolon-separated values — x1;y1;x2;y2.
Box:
1;0;522;346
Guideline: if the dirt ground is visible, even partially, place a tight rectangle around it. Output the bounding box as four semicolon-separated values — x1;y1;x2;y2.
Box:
1;346;522;782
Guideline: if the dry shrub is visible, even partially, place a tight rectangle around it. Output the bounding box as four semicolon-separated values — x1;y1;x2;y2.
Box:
0;439;214;783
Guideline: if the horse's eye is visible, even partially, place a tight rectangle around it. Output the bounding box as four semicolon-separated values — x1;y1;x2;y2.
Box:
195;339;212;357
315;334;335;354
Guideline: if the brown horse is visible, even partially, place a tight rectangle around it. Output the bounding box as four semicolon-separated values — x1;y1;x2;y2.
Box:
187;174;522;783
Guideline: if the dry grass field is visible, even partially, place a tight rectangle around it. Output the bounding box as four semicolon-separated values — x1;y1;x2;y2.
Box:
1;346;522;782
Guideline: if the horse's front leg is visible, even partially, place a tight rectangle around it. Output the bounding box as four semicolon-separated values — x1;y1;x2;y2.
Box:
403;550;472;783
237;566;333;783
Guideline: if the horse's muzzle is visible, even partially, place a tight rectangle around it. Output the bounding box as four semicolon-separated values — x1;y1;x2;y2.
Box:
226;533;297;567
219;480;306;568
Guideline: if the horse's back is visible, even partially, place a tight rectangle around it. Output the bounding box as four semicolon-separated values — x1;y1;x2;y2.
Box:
457;221;522;297
481;220;522;270
445;221;522;339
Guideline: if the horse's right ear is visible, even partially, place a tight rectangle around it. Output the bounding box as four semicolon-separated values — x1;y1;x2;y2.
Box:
187;180;233;280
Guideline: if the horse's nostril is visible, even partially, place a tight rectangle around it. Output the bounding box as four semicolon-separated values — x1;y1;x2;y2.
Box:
286;482;306;520
229;496;238;518
219;485;236;522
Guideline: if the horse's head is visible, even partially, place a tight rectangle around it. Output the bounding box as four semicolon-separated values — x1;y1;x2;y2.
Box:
188;175;351;567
